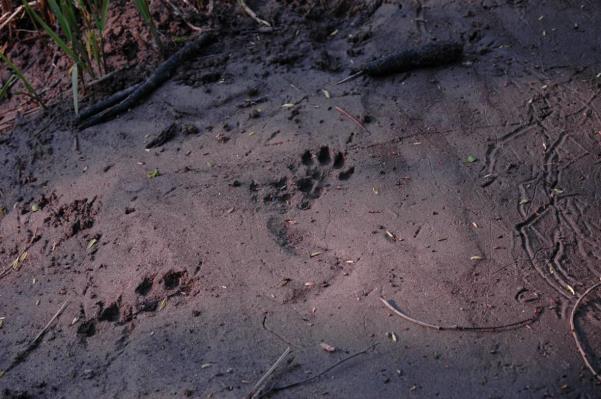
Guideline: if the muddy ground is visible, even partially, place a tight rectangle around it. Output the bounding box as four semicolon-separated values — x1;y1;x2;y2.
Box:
1;1;601;398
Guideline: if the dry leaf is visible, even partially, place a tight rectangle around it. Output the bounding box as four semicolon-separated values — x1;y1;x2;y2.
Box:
320;342;336;353
566;285;575;296
386;332;397;342
11;251;28;270
310;251;322;258
158;298;168;311
470;256;483;261
201;363;213;369
282;103;295;108
87;238;97;250
322;89;331;99
0;318;4;329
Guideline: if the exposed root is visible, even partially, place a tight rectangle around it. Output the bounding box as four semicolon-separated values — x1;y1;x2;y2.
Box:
570;281;601;383
380;297;542;332
77;32;215;129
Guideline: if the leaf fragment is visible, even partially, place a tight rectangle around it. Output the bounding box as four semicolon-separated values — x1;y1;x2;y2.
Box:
566;285;575;296
386;332;398;342
31;203;40;212
465;155;478;163
385;230;397;241
87;238;97;250
320;342;336;353
158;297;168;311
322;89;331;99
470;255;483;261
147;169;160;178
11;251;28;270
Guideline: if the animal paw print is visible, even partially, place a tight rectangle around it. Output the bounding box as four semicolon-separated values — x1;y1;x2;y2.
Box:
296;146;354;209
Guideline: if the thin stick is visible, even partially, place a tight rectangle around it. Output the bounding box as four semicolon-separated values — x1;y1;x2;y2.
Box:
246;346;291;399
262;313;295;348
30;300;69;346
238;0;271;28
335;70;364;85
0;1;37;31
569;281;601;383
380;297;542;332
269;344;376;394
3;300;69;373
335;106;371;134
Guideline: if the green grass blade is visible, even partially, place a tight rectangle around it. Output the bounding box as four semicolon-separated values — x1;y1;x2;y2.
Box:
0;75;18;100
47;0;72;41
22;0;81;65
97;0;110;32
71;63;79;116
0;51;44;106
133;0;151;24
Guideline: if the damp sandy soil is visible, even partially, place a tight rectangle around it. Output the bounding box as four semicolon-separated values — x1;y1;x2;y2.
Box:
1;1;601;398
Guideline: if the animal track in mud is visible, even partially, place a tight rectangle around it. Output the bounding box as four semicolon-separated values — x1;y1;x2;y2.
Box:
295;146;354;209
135;276;153;296
259;146;354;210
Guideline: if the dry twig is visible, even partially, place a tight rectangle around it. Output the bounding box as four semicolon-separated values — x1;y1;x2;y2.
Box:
238;0;271;27
0;1;37;32
267;344;376;395
570;281;601;383
246;346;291;399
380;297;542;332
2;300;70;375
335;106;371;134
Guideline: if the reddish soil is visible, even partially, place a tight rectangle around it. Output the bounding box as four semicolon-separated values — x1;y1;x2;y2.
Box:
1;1;601;398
